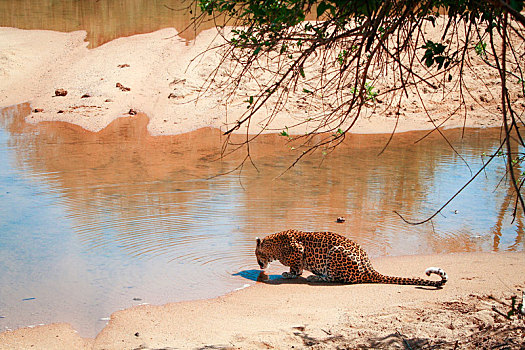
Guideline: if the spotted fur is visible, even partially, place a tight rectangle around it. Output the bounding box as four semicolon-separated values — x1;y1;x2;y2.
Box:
255;230;448;287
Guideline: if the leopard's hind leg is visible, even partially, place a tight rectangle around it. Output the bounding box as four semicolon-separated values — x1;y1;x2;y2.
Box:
307;246;363;283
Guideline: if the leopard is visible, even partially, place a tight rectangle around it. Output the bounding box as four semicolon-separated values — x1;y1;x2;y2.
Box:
255;229;448;287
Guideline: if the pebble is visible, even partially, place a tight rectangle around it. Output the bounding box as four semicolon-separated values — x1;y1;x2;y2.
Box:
54;88;68;97
116;82;131;92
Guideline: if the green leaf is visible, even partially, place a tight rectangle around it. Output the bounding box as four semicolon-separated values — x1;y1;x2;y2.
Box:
245;96;254;108
317;1;329;17
425;56;434;68
299;67;305;78
475;41;487;57
509;0;524;12
435;56;445;69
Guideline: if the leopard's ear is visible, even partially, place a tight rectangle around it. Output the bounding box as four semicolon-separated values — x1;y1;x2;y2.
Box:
256;237;261;247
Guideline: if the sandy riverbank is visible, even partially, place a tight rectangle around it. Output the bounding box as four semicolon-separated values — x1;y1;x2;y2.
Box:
1;23;523;137
1;22;525;349
0;252;524;349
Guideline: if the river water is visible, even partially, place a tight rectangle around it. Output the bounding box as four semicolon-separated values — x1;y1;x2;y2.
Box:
0;0;217;47
0;0;523;338
0;103;522;336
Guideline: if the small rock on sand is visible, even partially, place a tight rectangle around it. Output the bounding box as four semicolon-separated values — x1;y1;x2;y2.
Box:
54;88;67;97
116;83;130;92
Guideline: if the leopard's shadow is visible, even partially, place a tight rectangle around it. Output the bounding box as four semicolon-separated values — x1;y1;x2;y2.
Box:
232;270;439;288
263;277;345;286
232;269;344;286
232;269;281;282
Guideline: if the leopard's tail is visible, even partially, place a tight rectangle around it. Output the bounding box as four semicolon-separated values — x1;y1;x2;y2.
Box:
370;267;448;288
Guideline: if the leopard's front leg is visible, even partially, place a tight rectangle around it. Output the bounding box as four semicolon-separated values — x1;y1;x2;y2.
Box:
281;238;304;279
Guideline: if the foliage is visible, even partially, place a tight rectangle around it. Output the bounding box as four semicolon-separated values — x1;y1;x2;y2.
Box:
193;0;525;221
474;40;487;58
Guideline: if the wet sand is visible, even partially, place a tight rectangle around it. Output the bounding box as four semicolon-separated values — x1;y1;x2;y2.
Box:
1;252;524;349
1;23;525;349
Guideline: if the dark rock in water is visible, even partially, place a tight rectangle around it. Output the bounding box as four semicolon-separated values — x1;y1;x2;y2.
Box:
55;88;68;96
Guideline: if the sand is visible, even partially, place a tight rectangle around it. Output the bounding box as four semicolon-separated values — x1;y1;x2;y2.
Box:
1;23;523;137
0;252;524;349
1;23;525;349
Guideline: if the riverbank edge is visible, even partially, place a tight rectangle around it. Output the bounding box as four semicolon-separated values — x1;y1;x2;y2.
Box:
0;251;524;349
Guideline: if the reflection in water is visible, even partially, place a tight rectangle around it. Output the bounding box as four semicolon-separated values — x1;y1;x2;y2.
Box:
0;0;209;47
0;103;523;336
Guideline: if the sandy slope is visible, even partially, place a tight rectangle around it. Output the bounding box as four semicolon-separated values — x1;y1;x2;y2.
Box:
0;26;269;135
1;24;523;137
0;252;523;349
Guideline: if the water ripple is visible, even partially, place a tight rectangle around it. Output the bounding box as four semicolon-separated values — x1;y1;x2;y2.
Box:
1;105;523;336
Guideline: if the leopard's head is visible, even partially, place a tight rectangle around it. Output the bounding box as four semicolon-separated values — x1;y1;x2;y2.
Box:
255;237;270;269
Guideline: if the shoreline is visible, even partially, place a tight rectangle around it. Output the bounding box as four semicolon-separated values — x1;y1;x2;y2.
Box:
1;251;524;349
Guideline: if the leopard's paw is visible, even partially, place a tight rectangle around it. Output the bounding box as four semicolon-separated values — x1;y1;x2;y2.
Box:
282;272;299;279
306;275;329;282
